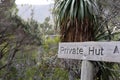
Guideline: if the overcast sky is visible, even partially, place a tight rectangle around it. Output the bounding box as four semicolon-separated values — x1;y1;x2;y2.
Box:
15;0;54;5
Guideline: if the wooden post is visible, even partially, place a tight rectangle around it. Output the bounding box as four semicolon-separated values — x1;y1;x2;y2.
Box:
69;70;74;80
81;60;94;80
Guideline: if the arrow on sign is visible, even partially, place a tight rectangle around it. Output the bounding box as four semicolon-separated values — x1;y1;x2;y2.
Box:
113;46;119;54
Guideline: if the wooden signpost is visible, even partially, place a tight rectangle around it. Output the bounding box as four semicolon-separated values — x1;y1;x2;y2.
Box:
58;41;120;80
58;41;120;63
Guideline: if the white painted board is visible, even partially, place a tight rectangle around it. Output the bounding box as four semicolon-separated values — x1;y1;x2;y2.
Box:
58;42;120;63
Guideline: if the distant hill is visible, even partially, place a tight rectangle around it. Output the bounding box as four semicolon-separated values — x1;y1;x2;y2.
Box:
17;4;53;23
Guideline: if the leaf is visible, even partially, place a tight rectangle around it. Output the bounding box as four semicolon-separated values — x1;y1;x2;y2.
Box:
74;1;78;19
86;0;93;15
97;32;120;40
61;0;71;21
70;0;75;20
80;0;84;20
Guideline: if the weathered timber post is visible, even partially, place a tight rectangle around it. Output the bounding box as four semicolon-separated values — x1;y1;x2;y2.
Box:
81;60;94;80
69;70;75;80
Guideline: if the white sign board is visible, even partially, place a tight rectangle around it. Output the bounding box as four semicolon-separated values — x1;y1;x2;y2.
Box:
58;42;120;63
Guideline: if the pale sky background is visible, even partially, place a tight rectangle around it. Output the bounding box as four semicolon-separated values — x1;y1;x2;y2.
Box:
15;0;54;5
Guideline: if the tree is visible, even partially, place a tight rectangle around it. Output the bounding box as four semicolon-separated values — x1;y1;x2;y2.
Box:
54;0;120;80
0;1;42;79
